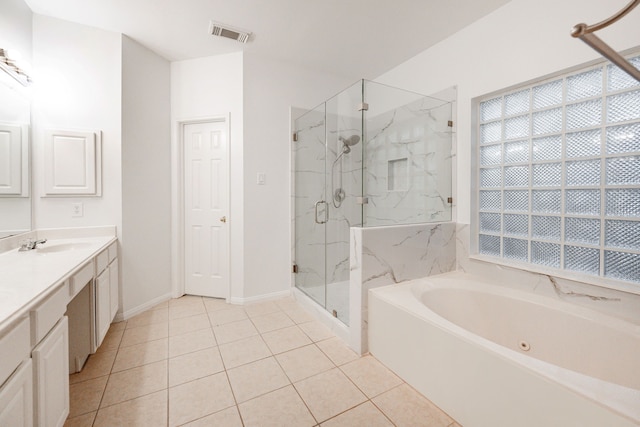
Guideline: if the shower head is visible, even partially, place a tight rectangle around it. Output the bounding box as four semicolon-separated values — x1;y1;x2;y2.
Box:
339;135;361;147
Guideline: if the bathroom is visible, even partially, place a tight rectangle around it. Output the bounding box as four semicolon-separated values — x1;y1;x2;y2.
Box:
1;0;639;425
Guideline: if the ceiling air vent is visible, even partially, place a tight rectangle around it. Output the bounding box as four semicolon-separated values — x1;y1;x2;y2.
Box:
208;21;252;44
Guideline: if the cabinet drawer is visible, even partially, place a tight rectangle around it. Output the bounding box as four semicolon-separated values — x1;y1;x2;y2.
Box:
70;262;93;298
108;242;117;263
96;249;109;275
31;284;68;346
0;317;30;387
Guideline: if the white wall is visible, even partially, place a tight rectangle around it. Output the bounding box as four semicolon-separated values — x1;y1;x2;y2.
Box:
170;53;245;300
375;0;640;225
0;0;32;61
121;36;171;315
32;15;122;235
242;53;354;300
170;52;351;302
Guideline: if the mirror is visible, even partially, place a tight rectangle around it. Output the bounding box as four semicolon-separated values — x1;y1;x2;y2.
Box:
0;0;33;239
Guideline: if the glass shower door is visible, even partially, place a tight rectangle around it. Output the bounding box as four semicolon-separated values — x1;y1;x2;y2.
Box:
294;105;327;308
293;81;363;327
324;81;363;325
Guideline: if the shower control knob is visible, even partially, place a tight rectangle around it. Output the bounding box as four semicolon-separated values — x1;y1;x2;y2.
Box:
220;216;227;223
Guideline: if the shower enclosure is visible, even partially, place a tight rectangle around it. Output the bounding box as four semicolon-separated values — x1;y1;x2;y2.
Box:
293;80;453;326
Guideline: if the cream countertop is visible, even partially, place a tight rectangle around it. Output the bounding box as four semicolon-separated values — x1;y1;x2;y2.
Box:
0;235;116;333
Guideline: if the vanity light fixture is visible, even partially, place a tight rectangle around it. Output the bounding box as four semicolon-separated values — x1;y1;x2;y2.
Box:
0;48;32;86
208;21;252;43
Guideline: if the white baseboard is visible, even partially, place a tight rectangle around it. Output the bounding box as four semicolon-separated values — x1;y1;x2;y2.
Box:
116;292;173;321
115;288;292;321
228;289;292;305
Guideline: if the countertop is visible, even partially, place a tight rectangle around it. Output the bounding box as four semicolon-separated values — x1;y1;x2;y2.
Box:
0;235;116;333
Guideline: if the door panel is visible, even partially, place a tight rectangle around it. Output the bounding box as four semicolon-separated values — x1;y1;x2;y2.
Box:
294;107;327;307
95;270;110;347
184;121;229;298
0;359;32;427
33;317;69;427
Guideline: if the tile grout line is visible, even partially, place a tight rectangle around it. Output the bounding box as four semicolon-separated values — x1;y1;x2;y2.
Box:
318;400;398;427
270;346;323;425
71;296;448;427
90;320;134;422
72;300;256;423
96;319;169;415
242;305;321;425
208;312;248;427
263;305;372;426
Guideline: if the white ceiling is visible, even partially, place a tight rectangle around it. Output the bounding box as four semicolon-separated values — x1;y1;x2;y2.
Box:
24;0;510;79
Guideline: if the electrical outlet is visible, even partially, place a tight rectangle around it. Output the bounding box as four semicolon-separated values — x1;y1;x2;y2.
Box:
71;202;83;217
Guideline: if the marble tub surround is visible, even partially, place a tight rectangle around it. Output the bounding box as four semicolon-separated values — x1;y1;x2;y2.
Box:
349;222;456;353
456;223;640;326
0;226;117;332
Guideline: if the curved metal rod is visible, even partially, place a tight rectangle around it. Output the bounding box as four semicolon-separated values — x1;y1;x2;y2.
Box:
571;0;640;83
571;0;640;35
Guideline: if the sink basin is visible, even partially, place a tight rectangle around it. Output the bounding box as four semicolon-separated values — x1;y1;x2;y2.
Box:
36;242;93;253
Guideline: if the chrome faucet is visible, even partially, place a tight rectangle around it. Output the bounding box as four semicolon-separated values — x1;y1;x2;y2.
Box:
19;238;47;251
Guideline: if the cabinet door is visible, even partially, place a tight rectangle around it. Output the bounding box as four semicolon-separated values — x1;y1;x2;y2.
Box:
109;259;119;321
0;359;33;427
33;316;69;427
95;269;111;347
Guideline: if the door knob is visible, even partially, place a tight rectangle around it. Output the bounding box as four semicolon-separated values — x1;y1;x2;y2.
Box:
220;216;227;223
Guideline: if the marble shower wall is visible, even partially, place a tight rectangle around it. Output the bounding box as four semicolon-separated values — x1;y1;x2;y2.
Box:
456;223;640;326
349;222;457;353
364;94;453;226
325;108;362;288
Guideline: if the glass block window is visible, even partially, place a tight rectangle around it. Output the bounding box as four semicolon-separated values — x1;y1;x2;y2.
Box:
476;54;640;285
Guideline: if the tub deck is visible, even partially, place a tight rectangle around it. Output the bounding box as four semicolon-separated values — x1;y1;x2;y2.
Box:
369;272;640;427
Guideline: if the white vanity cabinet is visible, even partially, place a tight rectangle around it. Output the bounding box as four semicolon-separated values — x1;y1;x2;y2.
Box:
0;233;118;426
95;268;110;347
108;244;119;320
32;317;69;427
30;285;70;427
94;241;118;348
0;317;32;427
0;359;33;426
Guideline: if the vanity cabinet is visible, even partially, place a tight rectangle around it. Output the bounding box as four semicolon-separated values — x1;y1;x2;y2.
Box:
109;245;119;320
0;233;118;426
95;268;110;347
0;359;33;426
0;317;32;427
95;241;118;348
32;316;69;427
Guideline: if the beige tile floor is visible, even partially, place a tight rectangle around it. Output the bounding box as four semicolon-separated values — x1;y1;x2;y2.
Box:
64;295;461;427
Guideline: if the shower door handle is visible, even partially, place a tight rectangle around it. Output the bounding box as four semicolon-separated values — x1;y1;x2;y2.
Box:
314;200;328;224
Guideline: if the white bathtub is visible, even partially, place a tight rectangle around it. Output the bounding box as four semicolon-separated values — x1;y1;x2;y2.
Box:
368;271;640;427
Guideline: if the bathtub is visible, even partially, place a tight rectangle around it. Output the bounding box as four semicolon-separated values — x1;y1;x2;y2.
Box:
368;271;640;427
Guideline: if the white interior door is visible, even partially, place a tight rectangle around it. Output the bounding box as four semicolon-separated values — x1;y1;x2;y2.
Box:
184;120;229;298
